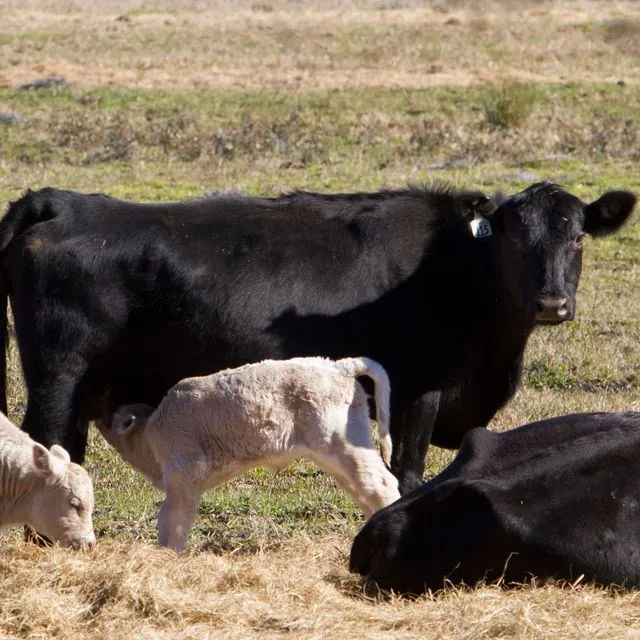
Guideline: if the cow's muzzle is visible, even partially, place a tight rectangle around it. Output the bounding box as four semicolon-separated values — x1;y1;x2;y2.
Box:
535;295;572;324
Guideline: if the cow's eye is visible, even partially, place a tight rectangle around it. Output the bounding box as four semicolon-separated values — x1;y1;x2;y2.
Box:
572;233;585;248
69;496;81;510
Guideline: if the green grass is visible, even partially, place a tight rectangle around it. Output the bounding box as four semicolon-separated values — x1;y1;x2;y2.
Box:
481;82;540;128
3;5;640;637
2;79;640;552
2;82;640;206
85;430;366;552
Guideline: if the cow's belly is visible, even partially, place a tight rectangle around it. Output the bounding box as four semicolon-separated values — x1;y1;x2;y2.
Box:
92;309;387;419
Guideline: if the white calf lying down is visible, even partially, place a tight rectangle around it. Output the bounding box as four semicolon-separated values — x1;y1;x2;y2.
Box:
0;411;95;548
99;356;401;551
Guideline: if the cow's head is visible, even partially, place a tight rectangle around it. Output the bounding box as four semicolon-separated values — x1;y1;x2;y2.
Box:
30;444;96;548
97;404;163;490
491;182;636;324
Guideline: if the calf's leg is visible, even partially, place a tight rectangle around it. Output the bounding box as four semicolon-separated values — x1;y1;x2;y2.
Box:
157;483;200;552
311;447;400;517
156;455;210;552
339;447;400;515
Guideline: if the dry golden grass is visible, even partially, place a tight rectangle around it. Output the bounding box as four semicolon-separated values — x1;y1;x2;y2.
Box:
2;536;640;640
2;1;640;638
2;0;640;91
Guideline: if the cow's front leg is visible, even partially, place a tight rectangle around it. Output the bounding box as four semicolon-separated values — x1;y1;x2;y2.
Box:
390;391;440;496
21;372;90;545
21;370;90;464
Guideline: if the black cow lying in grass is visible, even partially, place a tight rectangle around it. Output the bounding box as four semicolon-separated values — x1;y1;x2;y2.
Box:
350;412;640;593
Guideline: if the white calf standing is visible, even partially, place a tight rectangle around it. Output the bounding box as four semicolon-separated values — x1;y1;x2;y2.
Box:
98;356;400;551
0;412;95;548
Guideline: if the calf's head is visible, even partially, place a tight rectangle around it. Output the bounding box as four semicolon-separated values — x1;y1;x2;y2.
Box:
492;182;636;324
97;404;163;489
30;444;95;548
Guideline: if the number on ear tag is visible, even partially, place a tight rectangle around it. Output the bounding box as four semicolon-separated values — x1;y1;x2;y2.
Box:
470;214;492;238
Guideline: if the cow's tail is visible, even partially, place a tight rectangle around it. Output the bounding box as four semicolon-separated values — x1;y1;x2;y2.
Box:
0;190;55;416
337;357;392;466
0;260;7;416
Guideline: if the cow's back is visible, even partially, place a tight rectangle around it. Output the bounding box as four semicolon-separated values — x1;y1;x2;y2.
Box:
6;187;498;426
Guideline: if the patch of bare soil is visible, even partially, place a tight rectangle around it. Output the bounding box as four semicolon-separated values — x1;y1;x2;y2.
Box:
0;63;555;92
1;1;639;91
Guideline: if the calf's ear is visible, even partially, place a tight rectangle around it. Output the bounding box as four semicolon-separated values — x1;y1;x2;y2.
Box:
584;191;636;237
33;443;66;483
50;444;71;463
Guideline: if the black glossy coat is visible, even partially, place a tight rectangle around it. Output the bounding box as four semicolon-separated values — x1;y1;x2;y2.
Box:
0;183;634;493
351;412;640;592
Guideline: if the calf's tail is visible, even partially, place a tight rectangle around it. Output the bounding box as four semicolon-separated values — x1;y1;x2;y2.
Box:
337;357;392;466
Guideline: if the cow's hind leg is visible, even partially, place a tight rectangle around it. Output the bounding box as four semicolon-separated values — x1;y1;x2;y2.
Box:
390;391;440;496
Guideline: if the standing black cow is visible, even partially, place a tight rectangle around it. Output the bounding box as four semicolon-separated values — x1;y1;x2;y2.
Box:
0;183;635;494
350;412;640;593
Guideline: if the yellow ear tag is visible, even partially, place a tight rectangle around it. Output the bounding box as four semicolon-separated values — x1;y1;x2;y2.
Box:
470;212;492;238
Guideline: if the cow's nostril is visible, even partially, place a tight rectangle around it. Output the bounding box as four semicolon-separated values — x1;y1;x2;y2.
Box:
536;296;570;321
557;298;568;317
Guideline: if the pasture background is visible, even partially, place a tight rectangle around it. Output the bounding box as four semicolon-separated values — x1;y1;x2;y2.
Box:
1;1;640;637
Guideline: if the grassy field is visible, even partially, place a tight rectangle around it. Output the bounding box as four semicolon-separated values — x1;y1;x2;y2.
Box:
1;1;640;638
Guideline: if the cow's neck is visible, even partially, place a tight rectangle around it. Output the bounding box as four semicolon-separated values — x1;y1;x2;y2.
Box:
493;232;539;338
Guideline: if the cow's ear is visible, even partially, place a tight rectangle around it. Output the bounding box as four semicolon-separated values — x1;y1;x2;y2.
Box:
584;191;636;237
49;444;71;463
33;443;66;483
456;191;495;221
487;199;518;234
